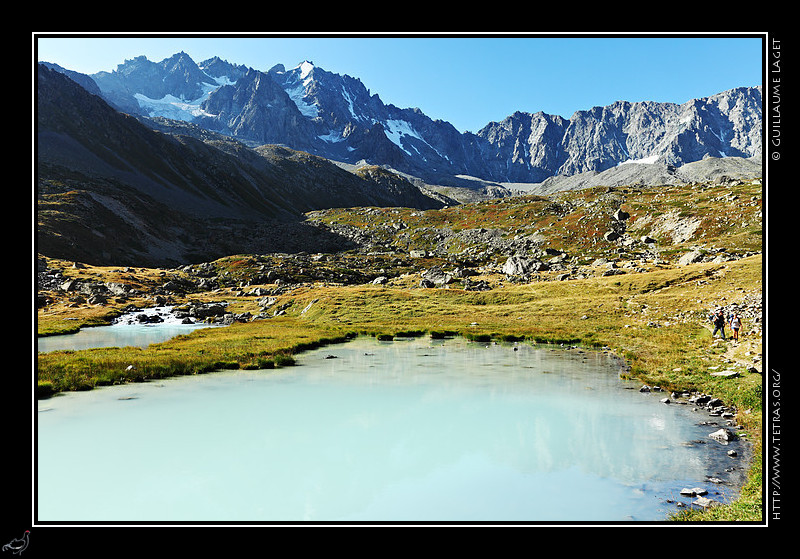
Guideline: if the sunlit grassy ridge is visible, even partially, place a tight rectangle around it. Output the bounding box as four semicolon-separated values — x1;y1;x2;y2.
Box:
308;180;762;263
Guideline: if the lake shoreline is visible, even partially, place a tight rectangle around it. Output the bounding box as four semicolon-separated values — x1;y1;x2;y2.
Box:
36;256;764;521
37;334;750;522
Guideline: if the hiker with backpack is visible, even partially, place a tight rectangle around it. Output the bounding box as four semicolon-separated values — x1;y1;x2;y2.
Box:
710;309;727;340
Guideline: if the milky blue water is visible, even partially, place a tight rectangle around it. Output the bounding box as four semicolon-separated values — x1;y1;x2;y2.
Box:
36;335;748;523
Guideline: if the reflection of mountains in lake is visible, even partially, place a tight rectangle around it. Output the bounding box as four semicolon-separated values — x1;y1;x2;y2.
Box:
294;337;744;492
37;335;746;521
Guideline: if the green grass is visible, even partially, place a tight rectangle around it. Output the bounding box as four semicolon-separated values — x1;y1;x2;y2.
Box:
36;258;764;523
37;257;764;522
36;177;764;522
37;320;352;394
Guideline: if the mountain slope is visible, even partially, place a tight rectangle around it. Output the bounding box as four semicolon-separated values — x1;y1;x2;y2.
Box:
36;64;443;266
69;52;762;187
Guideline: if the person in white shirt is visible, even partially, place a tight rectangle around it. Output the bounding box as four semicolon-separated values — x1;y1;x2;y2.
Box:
729;313;742;342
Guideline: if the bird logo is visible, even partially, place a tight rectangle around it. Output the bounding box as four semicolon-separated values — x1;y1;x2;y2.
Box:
2;531;29;555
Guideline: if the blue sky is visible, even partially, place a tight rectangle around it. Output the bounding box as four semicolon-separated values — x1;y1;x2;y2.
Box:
34;33;764;133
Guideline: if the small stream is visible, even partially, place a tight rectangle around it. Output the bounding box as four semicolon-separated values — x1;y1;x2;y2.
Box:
37;306;216;353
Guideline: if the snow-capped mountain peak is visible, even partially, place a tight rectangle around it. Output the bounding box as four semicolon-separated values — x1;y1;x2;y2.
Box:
74;52;761;187
279;61;321;118
295;60;315;80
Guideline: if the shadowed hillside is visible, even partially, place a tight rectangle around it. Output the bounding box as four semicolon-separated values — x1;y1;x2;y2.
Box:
36;64;443;267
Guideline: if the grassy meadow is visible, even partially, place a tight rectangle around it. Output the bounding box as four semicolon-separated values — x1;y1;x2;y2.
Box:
36;178;765;522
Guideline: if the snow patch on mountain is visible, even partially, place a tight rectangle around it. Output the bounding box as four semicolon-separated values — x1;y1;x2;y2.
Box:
210;74;237;87
286;83;319;117
319;130;345;143
134;90;216;121
284;61;319;118
297;61;315;80
619;154;660;166
382;119;449;162
132;72;235;121
383;119;422;155
342;85;362;121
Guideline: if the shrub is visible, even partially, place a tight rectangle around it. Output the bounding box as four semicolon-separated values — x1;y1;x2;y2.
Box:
37;380;55;399
274;354;296;367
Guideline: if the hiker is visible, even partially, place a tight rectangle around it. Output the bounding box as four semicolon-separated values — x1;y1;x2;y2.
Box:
711;310;726;339
729;313;742;341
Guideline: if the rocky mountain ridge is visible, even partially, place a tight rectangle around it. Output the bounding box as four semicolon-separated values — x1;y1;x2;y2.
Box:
42;52;762;188
37;54;764;269
36;64;444;267
505;154;763;196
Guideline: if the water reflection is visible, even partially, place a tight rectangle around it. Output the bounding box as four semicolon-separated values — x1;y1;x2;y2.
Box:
36;336;748;523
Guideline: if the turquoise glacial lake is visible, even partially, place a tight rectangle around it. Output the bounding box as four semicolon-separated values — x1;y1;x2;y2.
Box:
36;334;748;523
